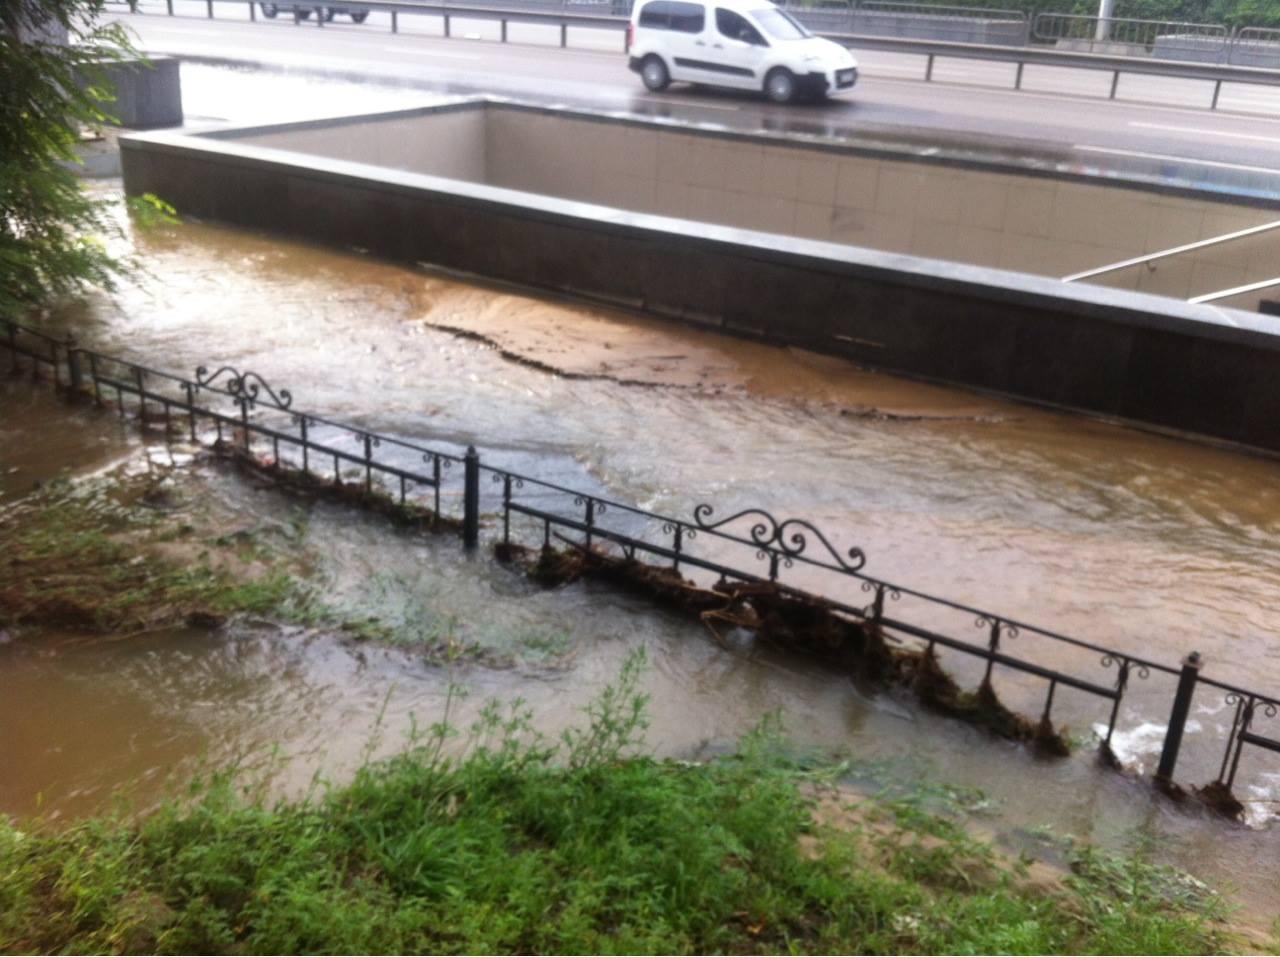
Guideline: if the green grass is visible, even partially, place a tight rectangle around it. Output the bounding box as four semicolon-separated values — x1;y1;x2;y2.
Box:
0;471;318;633
0;656;1240;955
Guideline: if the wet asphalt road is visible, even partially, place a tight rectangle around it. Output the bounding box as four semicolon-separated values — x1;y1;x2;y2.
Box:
112;1;1280;184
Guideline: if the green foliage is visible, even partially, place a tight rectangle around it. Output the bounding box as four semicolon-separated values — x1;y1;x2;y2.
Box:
865;0;1280;29
1;0;140;314
0;664;1237;955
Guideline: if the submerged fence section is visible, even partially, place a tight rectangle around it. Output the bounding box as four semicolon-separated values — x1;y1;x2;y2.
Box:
5;316;1279;812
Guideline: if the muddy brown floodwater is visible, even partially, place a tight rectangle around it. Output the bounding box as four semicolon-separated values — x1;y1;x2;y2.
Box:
3;183;1280;922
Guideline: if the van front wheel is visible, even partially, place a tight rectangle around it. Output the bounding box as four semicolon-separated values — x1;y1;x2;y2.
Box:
764;67;796;104
640;56;670;92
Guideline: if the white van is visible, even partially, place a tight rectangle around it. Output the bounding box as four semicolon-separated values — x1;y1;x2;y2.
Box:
626;0;858;103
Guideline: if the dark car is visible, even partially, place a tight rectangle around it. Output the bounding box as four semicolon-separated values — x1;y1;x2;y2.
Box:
260;4;370;22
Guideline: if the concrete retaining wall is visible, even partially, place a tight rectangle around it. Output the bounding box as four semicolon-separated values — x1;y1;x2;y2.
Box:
120;106;1280;455
226;105;1280;306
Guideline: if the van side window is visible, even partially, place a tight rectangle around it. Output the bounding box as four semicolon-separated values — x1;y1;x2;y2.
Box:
637;1;672;28
667;1;706;32
715;8;765;44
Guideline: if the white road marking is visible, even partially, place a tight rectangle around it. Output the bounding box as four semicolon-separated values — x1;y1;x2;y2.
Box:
1129;121;1280;142
1074;145;1280;175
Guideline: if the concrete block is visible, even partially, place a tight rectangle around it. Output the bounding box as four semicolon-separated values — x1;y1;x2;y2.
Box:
88;57;183;130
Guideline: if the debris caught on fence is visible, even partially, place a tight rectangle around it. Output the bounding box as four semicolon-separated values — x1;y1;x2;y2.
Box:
495;539;1072;756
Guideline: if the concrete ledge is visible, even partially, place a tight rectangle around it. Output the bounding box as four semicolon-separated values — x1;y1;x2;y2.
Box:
120;108;1280;454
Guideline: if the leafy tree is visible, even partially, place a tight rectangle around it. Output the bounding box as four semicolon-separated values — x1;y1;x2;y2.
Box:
0;0;140;315
879;0;1280;29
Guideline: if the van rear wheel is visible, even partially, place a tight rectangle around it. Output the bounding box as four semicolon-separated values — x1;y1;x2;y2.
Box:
764;67;797;104
640;56;670;92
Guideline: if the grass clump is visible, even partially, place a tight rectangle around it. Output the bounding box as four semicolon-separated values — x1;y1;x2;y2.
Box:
0;470;313;633
0;655;1239;955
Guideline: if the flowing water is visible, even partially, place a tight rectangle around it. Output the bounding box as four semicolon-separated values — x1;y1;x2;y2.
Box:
4;63;1280;916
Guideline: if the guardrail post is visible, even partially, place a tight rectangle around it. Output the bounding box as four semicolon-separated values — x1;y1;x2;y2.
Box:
391;9;397;32
250;2;256;21
444;12;450;36
1014;61;1024;90
501;17;507;42
206;0;213;18
1155;651;1202;784
463;445;480;548
166;0;173;14
1109;69;1120;99
560;22;567;47
925;52;934;82
1211;79;1222;109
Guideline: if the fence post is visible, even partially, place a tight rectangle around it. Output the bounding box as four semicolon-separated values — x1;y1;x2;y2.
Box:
463;445;480;549
66;336;84;396
1155;651;1202;784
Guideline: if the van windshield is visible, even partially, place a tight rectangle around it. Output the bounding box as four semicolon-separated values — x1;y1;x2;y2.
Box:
751;7;813;39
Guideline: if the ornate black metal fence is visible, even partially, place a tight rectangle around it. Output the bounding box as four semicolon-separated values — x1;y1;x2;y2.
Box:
4;316;1279;812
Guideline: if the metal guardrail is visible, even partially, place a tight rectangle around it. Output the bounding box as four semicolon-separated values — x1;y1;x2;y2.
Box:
776;0;1029;46
1032;13;1229;56
116;0;1280;109
5;316;1280;808
1237;25;1280;48
1232;26;1280;68
826;29;1280;106
137;0;626;46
